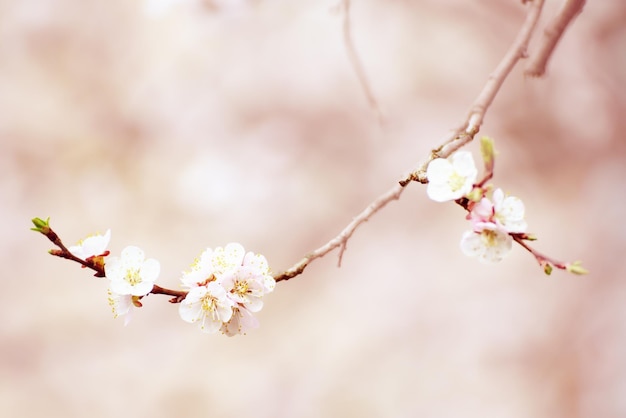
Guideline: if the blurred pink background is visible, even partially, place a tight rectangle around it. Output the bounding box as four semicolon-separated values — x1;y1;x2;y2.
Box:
2;0;625;417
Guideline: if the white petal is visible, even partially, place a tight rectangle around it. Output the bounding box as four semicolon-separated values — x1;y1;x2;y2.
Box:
217;303;233;323
196;248;214;268
206;281;227;298
108;290;134;326
186;286;207;303
221;307;259;337
426;159;453;183
224;243;245;259
179;299;202;324
427;183;456;202
480;233;512;263
451;151;478;179
243;252;269;273
460;231;483;257
212;243;246;274
460;228;513;263
121;246;145;264
110;280;133;295
130;281;154;297
181;269;206;287
244;297;264;313
263;275;276;293
492;188;505;206
140;259;161;282
199;315;222;333
104;257;123;281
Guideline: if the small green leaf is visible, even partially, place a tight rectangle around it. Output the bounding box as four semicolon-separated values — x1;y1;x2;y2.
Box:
566;261;589;275
524;233;538;241
31;217;50;232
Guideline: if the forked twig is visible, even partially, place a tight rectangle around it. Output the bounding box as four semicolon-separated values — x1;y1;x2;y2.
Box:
525;0;586;77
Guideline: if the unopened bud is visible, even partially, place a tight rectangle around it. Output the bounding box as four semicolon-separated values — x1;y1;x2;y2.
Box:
543;263;553;275
480;136;496;172
31;217;50;233
566;261;589;275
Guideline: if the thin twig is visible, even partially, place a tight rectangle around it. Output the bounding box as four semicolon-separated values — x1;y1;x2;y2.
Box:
400;0;545;186
512;235;569;272
525;0;586;77
275;0;547;282
274;183;404;282
151;285;188;303
341;0;385;125
37;223;189;302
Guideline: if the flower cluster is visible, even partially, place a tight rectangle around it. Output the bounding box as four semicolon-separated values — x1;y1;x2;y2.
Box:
62;225;275;332
178;243;275;336
426;144;527;263
460;188;527;263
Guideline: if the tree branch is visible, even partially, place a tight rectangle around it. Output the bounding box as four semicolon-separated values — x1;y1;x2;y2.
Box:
401;0;545;186
274;0;547;283
341;0;385;125
274;183;404;282
34;219;190;302
525;0;585;77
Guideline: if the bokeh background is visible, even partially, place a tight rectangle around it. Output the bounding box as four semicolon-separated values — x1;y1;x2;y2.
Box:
2;0;625;417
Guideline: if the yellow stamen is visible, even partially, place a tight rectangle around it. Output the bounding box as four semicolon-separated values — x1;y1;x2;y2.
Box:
124;268;142;285
448;172;466;192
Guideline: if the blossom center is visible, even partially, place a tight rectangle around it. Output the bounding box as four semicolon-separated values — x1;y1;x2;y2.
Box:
200;294;220;320
480;230;498;247
233;280;249;296
448;172;466;192
124;268;142;285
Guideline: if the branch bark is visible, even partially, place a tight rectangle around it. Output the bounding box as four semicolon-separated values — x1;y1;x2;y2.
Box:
274;183;404;282
525;0;586;77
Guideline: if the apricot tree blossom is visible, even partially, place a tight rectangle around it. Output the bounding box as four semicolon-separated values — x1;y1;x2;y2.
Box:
68;229;111;259
178;243;275;335
30;0;589;336
105;246;160;297
426;151;478;202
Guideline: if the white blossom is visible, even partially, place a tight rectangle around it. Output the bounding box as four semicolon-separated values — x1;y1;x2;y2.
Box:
426;151;478;202
460;223;512;263
179;282;234;333
179;243;274;335
181;248;216;288
68;229;111;259
461;188;528;263
492;188;527;233
221;267;266;312
105;246;160;296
